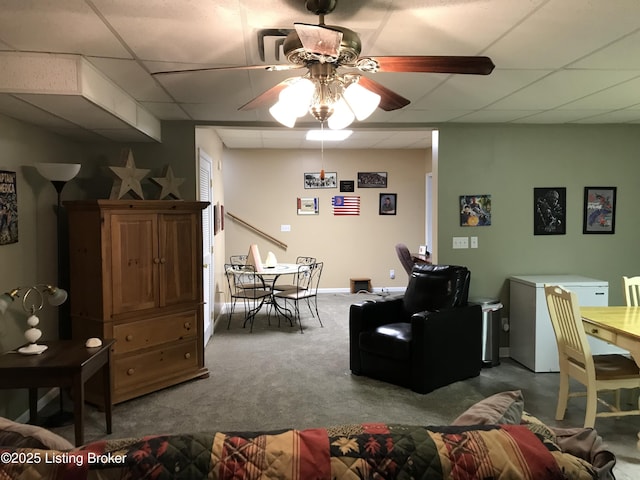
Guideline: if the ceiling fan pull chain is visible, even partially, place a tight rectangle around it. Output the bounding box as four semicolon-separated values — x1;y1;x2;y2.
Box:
320;122;325;180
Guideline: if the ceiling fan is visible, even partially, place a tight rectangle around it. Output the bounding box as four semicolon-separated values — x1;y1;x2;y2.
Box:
152;0;495;129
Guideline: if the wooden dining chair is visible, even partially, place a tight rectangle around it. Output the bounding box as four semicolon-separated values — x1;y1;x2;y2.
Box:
622;276;640;306
544;284;640;428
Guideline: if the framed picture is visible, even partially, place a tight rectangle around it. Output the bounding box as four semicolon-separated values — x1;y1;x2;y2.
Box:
460;195;492;226
304;172;337;189
358;172;387;188
583;187;616;234
534;187;566;235
340;180;354;192
379;193;397;215
0;170;18;245
297;197;319;215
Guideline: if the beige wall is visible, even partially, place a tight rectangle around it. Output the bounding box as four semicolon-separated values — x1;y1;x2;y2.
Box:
222;147;431;290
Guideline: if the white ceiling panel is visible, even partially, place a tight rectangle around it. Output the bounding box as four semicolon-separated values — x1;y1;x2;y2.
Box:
0;0;639;147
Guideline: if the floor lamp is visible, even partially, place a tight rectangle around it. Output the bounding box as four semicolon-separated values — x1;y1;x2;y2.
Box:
35;163;81;340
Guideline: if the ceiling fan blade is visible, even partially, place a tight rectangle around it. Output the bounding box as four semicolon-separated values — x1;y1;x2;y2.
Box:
294;23;343;57
152;64;302;76
238;78;300;111
365;56;495;75
357;77;410;111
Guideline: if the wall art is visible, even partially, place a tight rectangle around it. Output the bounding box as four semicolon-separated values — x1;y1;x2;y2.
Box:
304;172;337;189
332;195;360;215
340;180;354;192
297;197;319;215
0;170;18;245
460;195;492;226
534;187;566;235
583;186;616;234
358;172;387;188
379;193;397;215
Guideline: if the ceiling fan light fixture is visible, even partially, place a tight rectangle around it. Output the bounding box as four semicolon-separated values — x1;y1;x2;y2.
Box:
343;82;381;121
269;100;298;128
279;77;315;117
327;97;355;130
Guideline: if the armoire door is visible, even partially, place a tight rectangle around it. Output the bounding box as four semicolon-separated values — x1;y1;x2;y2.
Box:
111;213;159;315
159;212;201;307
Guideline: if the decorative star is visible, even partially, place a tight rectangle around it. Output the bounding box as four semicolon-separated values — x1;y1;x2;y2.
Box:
150;165;185;200
109;149;150;199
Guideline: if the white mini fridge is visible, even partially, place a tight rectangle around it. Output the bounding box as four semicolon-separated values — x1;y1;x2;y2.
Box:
509;274;626;372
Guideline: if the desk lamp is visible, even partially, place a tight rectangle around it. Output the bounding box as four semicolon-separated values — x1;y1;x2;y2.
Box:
0;284;68;354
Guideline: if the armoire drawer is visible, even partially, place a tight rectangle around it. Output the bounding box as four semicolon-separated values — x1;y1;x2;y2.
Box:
113;311;197;355
113;340;199;391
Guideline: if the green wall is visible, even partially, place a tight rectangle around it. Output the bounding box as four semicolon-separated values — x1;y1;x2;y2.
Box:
436;124;640;311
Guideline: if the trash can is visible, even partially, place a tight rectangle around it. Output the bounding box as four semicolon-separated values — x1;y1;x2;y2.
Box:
471;298;503;367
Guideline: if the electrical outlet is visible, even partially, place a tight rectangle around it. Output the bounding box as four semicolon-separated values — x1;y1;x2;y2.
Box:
390;269;395;279
452;236;469;249
470;236;478;248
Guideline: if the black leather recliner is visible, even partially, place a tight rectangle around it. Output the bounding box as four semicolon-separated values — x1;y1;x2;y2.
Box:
349;264;482;394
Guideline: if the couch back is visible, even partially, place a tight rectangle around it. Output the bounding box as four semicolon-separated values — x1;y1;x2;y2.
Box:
403;264;470;313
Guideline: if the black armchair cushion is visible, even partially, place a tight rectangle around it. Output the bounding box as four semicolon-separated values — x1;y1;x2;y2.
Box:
403;264;470;313
360;322;412;362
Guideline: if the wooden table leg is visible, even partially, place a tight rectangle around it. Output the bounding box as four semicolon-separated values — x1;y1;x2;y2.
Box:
28;388;38;425
72;374;84;446
103;356;112;434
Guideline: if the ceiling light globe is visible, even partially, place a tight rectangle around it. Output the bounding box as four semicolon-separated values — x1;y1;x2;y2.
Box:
327;97;355;130
269;101;298;128
343;82;381;121
279;78;315;117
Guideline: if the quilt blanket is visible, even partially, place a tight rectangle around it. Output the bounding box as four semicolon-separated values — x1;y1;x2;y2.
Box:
0;422;597;479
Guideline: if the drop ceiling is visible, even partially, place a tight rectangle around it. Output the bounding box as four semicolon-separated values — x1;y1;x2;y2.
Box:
0;0;639;149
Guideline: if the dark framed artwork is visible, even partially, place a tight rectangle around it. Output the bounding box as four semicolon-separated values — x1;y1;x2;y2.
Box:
358;172;387;188
304;172;337;189
340;180;354;192
460;194;492;226
379;193;397;215
0;170;18;245
583;186;616;234
534;187;566;235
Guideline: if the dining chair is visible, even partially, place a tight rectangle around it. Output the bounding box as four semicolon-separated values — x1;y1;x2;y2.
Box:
544;284;640;428
622;276;640;306
229;255;248;265
272;256;317;292
224;263;272;332
273;262;323;333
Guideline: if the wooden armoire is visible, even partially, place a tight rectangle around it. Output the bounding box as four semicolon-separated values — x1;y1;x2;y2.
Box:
65;200;209;405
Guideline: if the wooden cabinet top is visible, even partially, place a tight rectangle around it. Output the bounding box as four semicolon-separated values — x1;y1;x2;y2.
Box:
64;200;209;212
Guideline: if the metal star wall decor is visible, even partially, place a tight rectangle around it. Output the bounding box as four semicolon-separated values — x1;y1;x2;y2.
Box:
151;165;185;200
109;148;150;199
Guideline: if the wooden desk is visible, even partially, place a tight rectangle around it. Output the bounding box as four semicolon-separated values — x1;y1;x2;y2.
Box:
0;339;114;446
581;306;640;367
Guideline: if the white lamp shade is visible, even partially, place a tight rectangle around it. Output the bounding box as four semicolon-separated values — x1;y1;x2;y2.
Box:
0;293;12;315
36;163;81;182
343;83;381;121
47;287;68;307
327;98;355;130
279;78;315;118
269;100;298;128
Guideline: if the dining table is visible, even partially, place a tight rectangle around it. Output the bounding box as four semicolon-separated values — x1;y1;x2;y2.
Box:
581;306;640;367
255;263;306;324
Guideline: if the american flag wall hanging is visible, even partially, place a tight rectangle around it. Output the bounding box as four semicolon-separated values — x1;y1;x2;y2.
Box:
332;196;360;215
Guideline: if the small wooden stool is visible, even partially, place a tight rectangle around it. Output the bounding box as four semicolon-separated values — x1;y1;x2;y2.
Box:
350;277;372;293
